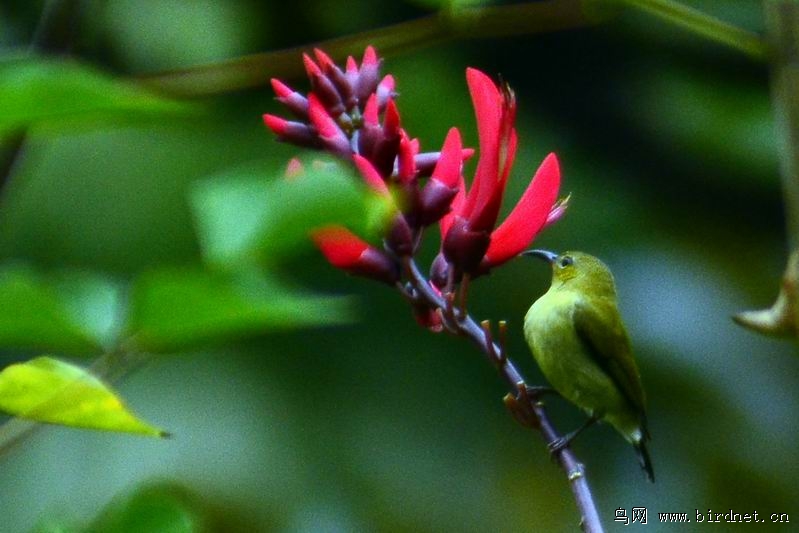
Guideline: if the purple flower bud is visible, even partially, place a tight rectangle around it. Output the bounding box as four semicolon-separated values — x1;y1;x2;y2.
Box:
376;75;395;111
263;114;322;148
442;216;491;274
429;252;450;290
310;72;346;118
357;46;381;104
314;48;357;111
418;179;457;226
270;79;309;119
385;213;414;256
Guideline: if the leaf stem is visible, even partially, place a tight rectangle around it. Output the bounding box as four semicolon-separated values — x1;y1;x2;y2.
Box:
618;0;768;60
401;257;604;533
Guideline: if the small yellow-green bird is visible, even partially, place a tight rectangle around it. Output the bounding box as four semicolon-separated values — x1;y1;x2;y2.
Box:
522;250;653;482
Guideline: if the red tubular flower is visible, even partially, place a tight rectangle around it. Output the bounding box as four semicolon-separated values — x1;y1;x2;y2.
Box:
440;68;564;276
311;226;398;285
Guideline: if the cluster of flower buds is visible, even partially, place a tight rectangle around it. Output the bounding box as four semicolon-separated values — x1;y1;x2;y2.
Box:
264;46;567;329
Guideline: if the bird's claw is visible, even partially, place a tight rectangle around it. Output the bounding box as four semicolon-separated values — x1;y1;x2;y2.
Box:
547;436;569;455
524;385;557;400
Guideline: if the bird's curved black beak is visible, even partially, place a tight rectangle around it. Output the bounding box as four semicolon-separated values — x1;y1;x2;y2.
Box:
521;249;558;263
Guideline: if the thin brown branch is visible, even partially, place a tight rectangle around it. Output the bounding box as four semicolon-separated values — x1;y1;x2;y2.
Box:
401;257;604;533
137;0;595;98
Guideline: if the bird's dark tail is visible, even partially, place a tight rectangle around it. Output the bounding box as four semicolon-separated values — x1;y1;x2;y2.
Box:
635;440;655;483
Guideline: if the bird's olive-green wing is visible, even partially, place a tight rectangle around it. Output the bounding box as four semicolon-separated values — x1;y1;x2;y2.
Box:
573;298;647;414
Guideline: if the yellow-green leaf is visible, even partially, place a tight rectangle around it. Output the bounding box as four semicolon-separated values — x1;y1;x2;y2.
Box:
0;357;167;437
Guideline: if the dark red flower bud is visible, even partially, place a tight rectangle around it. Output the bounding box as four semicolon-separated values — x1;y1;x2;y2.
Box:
312;226;398;285
418;180;457;226
385;212;414;256
369;100;402;178
429;252;450;290
442;216;491;274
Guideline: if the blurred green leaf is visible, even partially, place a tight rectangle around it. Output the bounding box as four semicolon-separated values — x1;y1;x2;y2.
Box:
630;67;776;184
127;267;355;352
86;482;207;533
0;356;167;437
190;160;387;267
0;265;122;355
0;56;192;134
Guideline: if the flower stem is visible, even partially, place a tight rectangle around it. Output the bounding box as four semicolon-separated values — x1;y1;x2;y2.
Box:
402;257;604;532
617;0;768;60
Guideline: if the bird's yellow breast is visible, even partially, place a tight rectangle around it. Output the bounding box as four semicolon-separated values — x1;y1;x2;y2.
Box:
524;288;627;421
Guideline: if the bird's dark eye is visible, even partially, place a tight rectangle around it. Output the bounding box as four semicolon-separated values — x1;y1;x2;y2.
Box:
559;256;573;268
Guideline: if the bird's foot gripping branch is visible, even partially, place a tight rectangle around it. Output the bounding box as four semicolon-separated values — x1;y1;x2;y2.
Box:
263;46;603;532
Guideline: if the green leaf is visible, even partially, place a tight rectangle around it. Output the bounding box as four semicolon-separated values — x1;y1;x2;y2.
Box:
0;56;192;134
190;159;388;267
86;482;207;533
127;267;355;352
0;356;167;437
0;265;123;355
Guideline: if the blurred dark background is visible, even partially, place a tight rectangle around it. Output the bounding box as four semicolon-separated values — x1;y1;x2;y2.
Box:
1;0;797;531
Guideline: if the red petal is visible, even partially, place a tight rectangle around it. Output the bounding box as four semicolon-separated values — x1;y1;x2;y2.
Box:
484;153;561;267
353;154;389;194
311;226;369;268
462;68;502;219
430;128;462;189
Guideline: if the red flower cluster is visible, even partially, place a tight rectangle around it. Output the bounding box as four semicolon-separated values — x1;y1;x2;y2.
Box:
264;46;566;325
